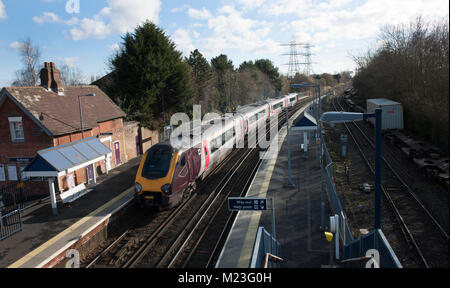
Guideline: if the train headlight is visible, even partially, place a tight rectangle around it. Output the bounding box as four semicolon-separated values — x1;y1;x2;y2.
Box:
161;184;172;195
135;182;143;193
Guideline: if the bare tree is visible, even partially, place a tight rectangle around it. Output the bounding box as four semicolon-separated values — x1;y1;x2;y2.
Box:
59;64;85;86
12;37;41;86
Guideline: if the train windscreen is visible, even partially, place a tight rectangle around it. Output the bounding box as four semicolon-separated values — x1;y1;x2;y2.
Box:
142;145;173;179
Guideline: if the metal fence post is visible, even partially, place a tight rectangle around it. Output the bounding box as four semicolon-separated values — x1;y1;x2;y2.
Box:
374;109;382;230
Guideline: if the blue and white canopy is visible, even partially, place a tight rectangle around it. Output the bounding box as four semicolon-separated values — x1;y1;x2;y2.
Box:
24;136;112;178
291;112;317;131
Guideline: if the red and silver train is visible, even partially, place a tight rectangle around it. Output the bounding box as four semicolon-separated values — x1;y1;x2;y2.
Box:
134;93;306;210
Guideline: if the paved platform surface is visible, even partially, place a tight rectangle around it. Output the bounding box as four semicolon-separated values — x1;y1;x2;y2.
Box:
0;156;141;268
216;104;332;268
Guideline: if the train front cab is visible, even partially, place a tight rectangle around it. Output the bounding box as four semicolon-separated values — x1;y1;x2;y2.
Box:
134;144;200;210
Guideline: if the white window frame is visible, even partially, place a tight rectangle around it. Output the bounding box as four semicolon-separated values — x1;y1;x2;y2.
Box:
7;165;18;181
0;165;5;181
9;117;25;143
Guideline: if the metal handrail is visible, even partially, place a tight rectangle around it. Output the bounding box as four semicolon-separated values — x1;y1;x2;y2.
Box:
264;253;283;268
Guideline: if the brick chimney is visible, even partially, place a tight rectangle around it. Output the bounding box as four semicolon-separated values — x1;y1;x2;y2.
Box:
40;62;51;89
40;62;64;94
49;62;64;94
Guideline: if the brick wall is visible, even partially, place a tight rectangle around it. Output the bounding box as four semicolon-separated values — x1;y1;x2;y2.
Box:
0;97;53;196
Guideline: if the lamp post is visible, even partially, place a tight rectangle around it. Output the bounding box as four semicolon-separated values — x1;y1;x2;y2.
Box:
320;109;383;230
78;93;95;139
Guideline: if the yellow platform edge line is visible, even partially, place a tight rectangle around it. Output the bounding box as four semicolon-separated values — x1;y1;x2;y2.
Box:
8;186;134;268
236;104;309;268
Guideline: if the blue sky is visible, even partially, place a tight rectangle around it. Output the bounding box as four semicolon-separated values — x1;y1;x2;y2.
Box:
0;0;448;87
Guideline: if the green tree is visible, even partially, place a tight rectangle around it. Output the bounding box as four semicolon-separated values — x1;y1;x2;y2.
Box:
211;54;235;113
187;49;211;84
109;21;193;129
254;59;282;91
211;54;234;73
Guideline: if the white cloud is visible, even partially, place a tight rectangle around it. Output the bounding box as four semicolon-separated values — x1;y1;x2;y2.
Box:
235;0;266;10
171;5;190;13
33;12;60;24
187;7;212;20
9;41;25;51
33;12;79;25
60;56;80;67
69;0;161;41
108;43;120;51
258;0;311;16
172;29;195;57
0;0;6;20
285;0;450;45
197;5;280;57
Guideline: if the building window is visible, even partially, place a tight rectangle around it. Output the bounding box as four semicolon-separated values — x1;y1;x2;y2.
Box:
9;117;25;143
7;165;18;181
0;165;5;181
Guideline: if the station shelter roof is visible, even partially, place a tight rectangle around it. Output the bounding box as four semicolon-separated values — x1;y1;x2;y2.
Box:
24;136;112;178
291;112;317;131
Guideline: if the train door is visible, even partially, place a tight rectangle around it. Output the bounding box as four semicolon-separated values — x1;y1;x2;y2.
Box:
189;147;201;181
172;154;189;200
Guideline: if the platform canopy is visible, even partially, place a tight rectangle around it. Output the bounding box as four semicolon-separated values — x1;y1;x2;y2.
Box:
24;136;112;178
291;112;317;131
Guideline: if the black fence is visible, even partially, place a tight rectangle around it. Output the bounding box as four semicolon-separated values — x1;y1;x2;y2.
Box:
0;182;28;240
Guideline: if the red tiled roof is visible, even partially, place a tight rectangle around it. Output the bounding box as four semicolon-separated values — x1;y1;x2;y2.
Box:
2;85;126;136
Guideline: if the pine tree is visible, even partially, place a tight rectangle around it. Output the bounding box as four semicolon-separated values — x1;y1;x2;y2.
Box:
110;21;193;129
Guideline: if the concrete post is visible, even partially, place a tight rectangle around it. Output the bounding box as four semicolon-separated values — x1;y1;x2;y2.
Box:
374;109;382;230
48;178;58;216
92;163;97;188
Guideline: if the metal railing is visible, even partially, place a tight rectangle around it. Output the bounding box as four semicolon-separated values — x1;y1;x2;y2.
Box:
0;182;28;240
322;133;402;268
323;143;354;245
342;229;402;268
1;207;23;241
250;227;281;268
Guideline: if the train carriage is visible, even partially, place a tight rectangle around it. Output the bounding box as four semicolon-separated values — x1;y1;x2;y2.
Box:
134;93;307;210
134;114;245;210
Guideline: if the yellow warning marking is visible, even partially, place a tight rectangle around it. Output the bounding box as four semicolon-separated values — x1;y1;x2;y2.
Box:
8;186;133;268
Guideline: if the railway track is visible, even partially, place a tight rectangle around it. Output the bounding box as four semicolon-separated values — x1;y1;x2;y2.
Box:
84;97;311;268
331;96;449;268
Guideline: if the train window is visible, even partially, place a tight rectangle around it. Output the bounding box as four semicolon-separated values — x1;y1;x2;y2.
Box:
142;145;173;180
181;157;186;167
273;102;283;110
210;135;222;154
290;97;296;102
222;133;226;145
249;115;256;123
257;110;265;120
225;128;234;142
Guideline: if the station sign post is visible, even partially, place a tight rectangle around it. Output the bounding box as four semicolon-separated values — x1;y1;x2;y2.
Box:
228;197;277;255
227;197;267;211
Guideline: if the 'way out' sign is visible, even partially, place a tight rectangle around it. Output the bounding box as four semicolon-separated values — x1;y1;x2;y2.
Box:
228;197;267;211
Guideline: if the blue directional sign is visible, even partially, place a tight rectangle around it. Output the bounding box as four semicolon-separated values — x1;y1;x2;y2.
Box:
228;197;267;211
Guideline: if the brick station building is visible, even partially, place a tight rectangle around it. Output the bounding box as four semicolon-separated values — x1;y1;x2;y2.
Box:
0;62;158;197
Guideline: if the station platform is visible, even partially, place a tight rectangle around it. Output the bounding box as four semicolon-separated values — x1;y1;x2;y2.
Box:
216;104;333;268
1;156;141;268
